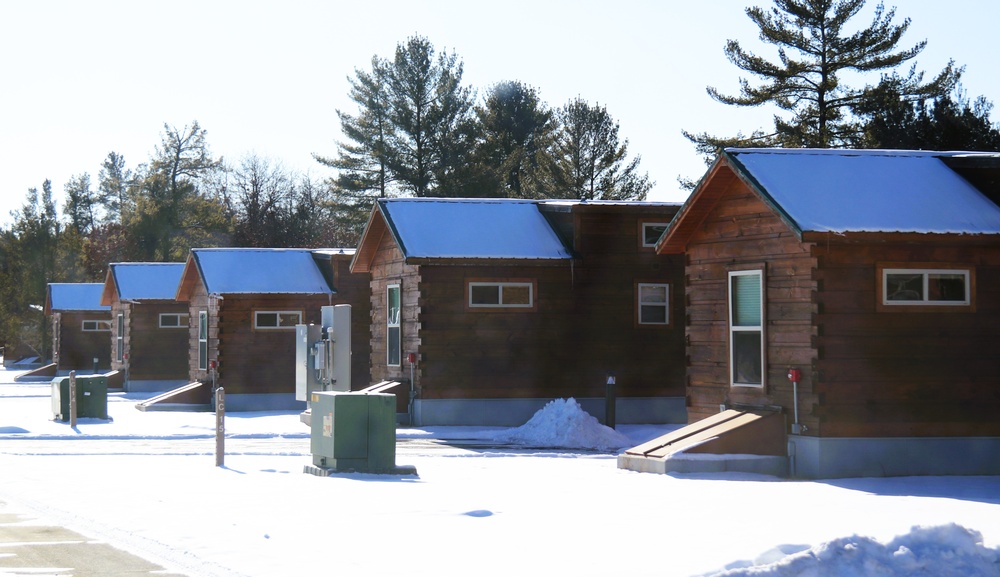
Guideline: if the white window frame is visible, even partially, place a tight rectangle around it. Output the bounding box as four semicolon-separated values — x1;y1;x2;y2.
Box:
82;319;112;332
641;222;670;248
468;281;534;309
637;283;670;325
115;313;124;362
253;310;303;330
387;284;401;367
198;310;208;371
728;269;764;388
881;268;971;307
159;313;190;328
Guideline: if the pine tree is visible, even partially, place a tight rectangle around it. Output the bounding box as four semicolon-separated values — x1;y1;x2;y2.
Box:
97;151;133;225
127;122;228;261
473;81;558;198
62;173;97;235
553;98;652;201
383;35;476;197
684;0;961;156
859;80;1000;151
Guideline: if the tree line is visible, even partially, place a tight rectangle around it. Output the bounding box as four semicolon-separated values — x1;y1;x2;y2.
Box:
682;0;1000;181
0;35;654;359
4;1;1000;360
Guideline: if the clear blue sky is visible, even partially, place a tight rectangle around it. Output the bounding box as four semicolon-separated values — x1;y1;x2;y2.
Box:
1;1;996;226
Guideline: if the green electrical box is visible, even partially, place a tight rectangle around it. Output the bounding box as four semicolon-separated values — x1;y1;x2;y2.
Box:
308;390;414;474
51;375;109;421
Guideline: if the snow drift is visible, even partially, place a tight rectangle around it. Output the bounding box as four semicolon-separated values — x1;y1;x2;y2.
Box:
491;397;632;450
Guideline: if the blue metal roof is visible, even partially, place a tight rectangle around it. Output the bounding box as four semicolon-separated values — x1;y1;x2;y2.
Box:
109;263;185;301
48;283;109;311
727;149;1000;234
191;248;333;294
378;198;573;260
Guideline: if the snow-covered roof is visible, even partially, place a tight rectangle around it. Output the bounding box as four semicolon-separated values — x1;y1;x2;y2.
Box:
189;248;333;295
727;148;1000;234
47;283;109;312
108;263;185;301
311;248;357;257
378;198;573;260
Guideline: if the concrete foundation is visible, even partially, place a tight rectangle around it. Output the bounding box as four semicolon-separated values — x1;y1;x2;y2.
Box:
412;396;687;427
788;435;1000;479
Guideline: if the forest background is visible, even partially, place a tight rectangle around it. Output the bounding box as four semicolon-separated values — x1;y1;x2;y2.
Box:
2;0;999;360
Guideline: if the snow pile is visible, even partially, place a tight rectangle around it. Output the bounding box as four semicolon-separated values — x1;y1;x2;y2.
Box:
492;397;633;451
705;524;1000;576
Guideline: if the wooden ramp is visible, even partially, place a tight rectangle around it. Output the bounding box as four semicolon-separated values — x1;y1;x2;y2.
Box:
135;381;212;412
618;409;788;476
13;363;57;381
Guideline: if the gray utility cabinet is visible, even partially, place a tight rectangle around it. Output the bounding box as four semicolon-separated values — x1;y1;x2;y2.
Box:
310;391;396;473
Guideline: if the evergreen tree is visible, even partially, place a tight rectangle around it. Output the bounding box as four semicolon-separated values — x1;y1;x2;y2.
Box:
473;81;558;198
553;98;652;201
859;80;1000;150
127;122;229;261
7;181;61;359
684;0;961;156
383;35;476;197
63;173;97;235
97;151;133;225
315;58;393;243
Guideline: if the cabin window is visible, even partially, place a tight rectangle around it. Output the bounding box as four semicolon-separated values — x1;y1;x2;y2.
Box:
467;280;535;310
115;313;124;362
159;313;189;328
879;265;973;310
637;283;670;325
198;310;208;371
641;222;670;248
82;320;111;332
729;269;764;388
387;284;401;366
254;310;303;330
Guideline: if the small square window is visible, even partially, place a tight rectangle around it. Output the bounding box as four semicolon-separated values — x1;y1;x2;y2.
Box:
470;284;500;306
641;223;669;248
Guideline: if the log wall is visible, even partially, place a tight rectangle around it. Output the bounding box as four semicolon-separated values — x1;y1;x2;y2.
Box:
683;184;818;426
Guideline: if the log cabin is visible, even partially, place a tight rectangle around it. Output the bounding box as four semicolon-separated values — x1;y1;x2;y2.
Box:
175;248;370;411
654;148;1000;478
44;283;112;374
350;198;687;426
100;263;189;392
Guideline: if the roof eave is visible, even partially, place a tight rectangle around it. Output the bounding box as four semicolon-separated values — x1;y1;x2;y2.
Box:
723;149;806;241
350;202;392;274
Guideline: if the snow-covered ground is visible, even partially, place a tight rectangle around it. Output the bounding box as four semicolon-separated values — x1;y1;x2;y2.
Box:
1;369;999;576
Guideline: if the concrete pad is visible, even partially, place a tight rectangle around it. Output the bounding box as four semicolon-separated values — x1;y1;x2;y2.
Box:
0;501;189;576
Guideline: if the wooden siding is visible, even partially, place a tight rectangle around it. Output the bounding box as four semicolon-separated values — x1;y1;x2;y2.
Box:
682;184;818;427
813;239;1000;437
213;294;329;395
122;303;190;380
367;206;686;405
53;311;113;372
368;233;421;386
184;256;371;397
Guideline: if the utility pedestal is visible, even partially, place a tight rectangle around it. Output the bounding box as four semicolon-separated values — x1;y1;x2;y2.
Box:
304;386;416;476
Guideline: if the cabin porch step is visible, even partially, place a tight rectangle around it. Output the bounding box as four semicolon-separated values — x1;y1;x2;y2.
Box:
618;409;788;476
135;381;212;412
